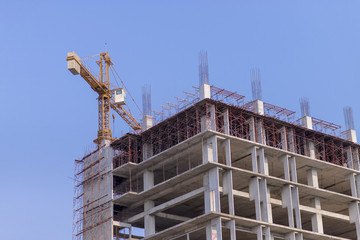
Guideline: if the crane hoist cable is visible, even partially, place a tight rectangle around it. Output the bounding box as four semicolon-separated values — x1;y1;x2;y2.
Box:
110;66;143;115
109;67;139;121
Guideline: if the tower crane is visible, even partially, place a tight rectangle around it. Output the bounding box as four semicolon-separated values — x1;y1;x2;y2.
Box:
66;52;142;145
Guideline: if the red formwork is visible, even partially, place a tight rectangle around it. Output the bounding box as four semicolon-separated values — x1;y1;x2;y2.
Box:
112;133;142;169
112;99;359;170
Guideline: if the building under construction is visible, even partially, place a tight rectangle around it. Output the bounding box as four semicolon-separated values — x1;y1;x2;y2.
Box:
69;52;360;240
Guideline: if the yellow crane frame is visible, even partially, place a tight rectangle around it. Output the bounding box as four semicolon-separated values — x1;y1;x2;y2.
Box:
66;52;142;145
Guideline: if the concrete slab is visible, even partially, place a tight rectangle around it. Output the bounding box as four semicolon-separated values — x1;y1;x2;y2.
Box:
143;212;350;240
113;162;214;207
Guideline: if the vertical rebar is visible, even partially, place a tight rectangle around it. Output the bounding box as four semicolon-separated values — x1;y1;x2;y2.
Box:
300;97;311;117
251;68;262;101
199;51;209;85
142;85;152;116
344;106;355;130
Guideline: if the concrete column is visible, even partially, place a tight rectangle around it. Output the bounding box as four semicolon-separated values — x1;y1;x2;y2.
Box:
259;178;272;223
280;126;288;151
307;141;315;159
206;217;222;240
203;135;218;164
254;225;273;240
285;232;303;240
201;104;216;132
142;115;154;161
280;155;302;236
345;129;357;143
282;184;294;227
307;168;319;188
254;100;264;115
143;143;153;162
301;116;312;130
143;170;154;191
204;168;221;213
203;136;220;212
349;173;360;198
249;147;273;239
203;135;222;240
250;102;265;144
249;117;256;142
354;148;360;171
310;198;323;233
249;177;262;221
291;188;302;229
255;225;262;240
349;202;360;240
200;83;211;100
221;139;236;240
223;109;230;135
222;139;232;167
142;138;154;236
301;116;315;158
345;146;354;169
287;128;295;153
142;115;155;237
142;115;153;131
307;168;324;233
349;173;360;239
345;146;360;170
210;105;216;131
258;148;269;175
225;220;236;240
289;156;298;182
143;170;155;236
256;119;265;145
143;165;155;236
285;232;296;240
249;146;258;173
288;157;302;232
144;200;155;236
201;115;207;132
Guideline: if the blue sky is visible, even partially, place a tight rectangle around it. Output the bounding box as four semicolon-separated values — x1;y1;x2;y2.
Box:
1;1;359;239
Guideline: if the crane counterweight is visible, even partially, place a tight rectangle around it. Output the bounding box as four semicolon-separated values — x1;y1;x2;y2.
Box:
67;52;81;75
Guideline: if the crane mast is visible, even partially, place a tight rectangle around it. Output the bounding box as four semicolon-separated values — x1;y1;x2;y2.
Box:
66;51;142;145
97;52;112;144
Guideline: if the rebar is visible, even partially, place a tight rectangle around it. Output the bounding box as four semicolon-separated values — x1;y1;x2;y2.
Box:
251;68;262;101
300;97;311;117
142;85;152;116
199;51;209;85
344;106;355;130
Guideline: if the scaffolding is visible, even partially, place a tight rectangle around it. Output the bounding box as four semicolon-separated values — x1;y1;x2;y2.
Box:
74;83;359;240
113;99;358;171
73;146;113;240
